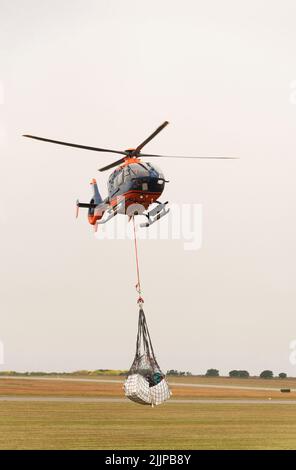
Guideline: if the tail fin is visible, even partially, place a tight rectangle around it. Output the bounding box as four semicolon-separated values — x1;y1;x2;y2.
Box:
90;178;102;204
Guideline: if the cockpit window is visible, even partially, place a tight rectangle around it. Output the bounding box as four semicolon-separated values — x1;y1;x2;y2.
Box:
124;166;130;177
138;162;150;171
128;163;150;177
128;162;164;179
146;162;164;179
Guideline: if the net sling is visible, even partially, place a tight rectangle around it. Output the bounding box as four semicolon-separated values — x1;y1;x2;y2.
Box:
124;306;171;406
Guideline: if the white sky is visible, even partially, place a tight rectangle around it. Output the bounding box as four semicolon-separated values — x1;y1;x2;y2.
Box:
0;0;296;376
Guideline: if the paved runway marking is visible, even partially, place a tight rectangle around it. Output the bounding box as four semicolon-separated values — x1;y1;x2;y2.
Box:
0;396;296;404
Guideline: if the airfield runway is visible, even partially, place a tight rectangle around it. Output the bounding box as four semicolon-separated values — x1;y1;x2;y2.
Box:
1;376;296;405
1;375;294;392
0;395;296;404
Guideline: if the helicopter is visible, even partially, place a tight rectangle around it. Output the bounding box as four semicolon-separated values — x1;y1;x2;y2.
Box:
23;121;237;229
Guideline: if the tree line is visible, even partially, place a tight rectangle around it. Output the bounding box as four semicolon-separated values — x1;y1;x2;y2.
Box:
205;369;287;379
166;369;289;378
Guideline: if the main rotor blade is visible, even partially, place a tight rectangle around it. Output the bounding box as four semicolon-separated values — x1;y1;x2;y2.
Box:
133;121;169;155
140;153;238;159
23;135;127;156
98;157;126;172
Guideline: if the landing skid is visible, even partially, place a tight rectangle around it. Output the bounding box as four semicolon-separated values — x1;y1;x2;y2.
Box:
95;199;126;227
140;201;170;227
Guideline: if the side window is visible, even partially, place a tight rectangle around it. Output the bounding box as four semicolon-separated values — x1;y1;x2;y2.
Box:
108;174;115;191
108;171;118;193
116;170;124;186
124;166;130;179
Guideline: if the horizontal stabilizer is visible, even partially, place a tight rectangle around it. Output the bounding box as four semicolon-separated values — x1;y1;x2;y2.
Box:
77;202;97;209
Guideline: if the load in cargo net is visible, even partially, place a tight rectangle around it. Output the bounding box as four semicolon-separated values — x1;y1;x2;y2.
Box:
124;307;171;406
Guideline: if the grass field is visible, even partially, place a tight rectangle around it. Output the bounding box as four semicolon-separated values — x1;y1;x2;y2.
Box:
1;376;296;449
0;401;296;450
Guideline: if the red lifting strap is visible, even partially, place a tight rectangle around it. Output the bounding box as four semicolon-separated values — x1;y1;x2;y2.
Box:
132;216;144;305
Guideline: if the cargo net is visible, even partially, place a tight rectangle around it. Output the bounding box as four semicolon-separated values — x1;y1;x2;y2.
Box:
124;307;171;406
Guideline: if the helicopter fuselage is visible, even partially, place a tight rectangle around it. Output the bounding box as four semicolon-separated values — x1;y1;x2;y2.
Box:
108;161;166;210
86;160;167;225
